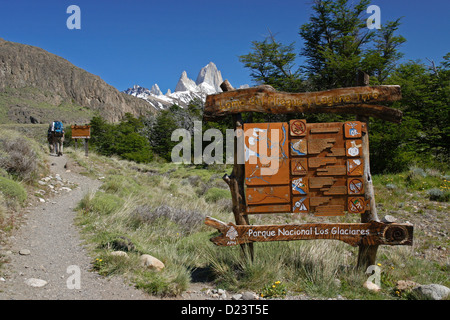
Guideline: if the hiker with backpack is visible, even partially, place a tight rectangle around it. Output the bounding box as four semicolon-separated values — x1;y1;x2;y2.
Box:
48;121;65;156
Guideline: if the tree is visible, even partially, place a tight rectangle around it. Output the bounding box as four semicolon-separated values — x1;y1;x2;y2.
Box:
299;0;375;89
239;31;304;92
89;113;153;163
363;18;406;84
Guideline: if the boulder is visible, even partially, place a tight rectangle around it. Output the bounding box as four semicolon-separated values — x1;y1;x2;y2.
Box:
110;251;128;258
412;284;450;300
140;254;165;271
396;280;418;291
363;280;381;292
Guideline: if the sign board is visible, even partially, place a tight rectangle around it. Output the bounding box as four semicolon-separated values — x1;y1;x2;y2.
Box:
71;125;91;139
244;120;368;216
204;85;403;123
205;217;413;247
203;79;412;268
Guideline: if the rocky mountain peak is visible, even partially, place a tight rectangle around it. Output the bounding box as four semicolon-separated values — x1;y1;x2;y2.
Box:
150;84;163;96
175;71;198;92
196;62;223;92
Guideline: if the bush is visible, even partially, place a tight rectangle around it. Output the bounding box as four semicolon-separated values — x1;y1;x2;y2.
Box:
79;192;124;215
0;176;27;208
204;187;230;203
427;188;450;202
100;175;140;197
0;135;38;182
89;114;153;163
131;204;205;234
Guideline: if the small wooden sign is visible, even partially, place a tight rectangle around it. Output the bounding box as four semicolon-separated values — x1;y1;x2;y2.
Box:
71;125;91;139
205;217;413;247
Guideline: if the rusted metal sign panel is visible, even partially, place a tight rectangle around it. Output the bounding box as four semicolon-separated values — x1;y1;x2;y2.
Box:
244;120;368;216
205;217;413;247
71;125;91;139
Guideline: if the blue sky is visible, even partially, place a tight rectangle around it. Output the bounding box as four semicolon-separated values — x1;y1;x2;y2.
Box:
1;0;449;93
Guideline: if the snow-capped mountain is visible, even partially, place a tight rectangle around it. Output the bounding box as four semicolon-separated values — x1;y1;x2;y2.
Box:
124;62;227;110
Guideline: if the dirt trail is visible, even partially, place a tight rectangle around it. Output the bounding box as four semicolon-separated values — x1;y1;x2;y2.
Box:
0;154;153;300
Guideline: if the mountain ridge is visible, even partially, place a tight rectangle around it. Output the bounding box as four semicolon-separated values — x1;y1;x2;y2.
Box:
124;62;249;109
0;38;156;124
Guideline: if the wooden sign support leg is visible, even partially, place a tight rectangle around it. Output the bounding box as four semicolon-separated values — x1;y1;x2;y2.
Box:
356;71;380;270
84;138;89;157
220;80;254;260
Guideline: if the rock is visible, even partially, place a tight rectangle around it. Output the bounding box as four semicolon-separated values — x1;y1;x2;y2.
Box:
242;291;258;300
140;254;165;271
385;183;397;190
110;251;129;258
232;294;243;300
412;284;450;300
195;62;224;92
363;280;381;292
25;278;47;287
333;278;341;288
19;249;31;255
396;280;418;291
382;215;397;223
39;198;45;203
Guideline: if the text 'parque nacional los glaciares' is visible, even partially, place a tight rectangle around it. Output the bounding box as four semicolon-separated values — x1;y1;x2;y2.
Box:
205;217;413;247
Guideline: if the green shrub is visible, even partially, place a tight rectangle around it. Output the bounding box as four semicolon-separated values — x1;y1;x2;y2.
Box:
89;114;153;163
79;192;124;215
100;175;140;197
0;176;27;208
427;188;450;202
204;187;230;203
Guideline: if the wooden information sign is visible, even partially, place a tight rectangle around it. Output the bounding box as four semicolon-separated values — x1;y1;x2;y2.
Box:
71;125;91;139
71;125;91;156
203;78;413;269
244;120;370;216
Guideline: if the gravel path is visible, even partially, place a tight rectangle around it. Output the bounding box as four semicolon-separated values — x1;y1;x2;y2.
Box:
0;154;153;300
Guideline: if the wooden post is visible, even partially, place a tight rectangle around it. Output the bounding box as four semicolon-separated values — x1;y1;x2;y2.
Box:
84;138;89;157
220;80;254;260
356;71;380;270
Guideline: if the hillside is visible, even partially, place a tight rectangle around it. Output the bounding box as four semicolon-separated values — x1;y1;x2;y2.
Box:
0;38;155;124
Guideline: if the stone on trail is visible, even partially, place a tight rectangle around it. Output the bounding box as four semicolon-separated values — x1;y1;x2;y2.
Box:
25;278;47;288
19;249;31;255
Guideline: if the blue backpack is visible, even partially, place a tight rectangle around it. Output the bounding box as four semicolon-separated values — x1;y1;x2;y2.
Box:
53;121;64;136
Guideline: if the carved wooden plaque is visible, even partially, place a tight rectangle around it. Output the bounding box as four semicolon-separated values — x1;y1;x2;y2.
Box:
244;120;367;216
205;217;414;247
